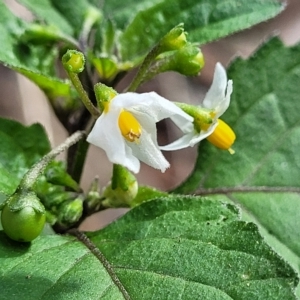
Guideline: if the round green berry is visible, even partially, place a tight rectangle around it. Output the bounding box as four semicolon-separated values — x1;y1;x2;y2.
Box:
1;204;46;242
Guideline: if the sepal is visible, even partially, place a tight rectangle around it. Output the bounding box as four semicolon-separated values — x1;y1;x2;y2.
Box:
102;164;138;207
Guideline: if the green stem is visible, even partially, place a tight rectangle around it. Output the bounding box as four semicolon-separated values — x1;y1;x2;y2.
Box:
138;58;170;87
126;45;161;92
68;72;100;118
69;138;90;183
20;131;86;190
60;34;81;49
79;6;102;49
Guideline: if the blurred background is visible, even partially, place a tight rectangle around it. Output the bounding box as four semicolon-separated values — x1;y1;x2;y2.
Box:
1;0;300;229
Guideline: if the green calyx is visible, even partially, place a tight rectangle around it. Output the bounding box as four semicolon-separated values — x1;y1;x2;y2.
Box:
169;44;205;76
154;43;204;77
94;83;118;112
176;103;214;132
102;164;138;207
6;189;45;214
159;23;187;52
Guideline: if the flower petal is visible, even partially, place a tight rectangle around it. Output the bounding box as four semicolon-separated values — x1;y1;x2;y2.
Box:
159;132;196;151
170;114;195;134
131;92;194;136
131;108;158;142
203;63;228;110
112;92;152;108
160;121;217;151
189;122;218;146
87;108;140;173
128;129;170;172
121;92;193;125
88;91;194;172
216;79;233;118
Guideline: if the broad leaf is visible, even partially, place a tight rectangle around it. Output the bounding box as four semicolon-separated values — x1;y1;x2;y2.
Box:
17;0;93;37
118;0;284;61
176;38;300;296
0;196;298;299
0;2;72;100
16;0;73;35
0;118;50;196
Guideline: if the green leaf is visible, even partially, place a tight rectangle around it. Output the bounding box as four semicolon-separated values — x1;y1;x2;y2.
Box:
48;0;92;36
18;0;94;37
131;186;169;207
0;2;72;100
0;196;298;299
177;38;300;296
0;118;50;196
101;0;162;29
16;0;73;36
118;0;284;61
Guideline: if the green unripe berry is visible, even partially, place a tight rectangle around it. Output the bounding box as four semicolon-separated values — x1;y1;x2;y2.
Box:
1;204;46;242
1;189;46;242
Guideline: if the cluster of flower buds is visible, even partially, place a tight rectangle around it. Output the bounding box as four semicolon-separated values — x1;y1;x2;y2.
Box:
0;24;237;243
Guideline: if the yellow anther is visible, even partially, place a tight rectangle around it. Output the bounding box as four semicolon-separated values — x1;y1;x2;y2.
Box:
206;119;236;154
118;110;142;142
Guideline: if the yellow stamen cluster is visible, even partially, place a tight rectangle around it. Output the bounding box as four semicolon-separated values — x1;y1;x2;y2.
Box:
206;119;236;154
118;110;142;143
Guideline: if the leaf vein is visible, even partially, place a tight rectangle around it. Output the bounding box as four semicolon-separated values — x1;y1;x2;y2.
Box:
71;230;131;300
2;239;76;275
40;252;91;299
241;118;300;185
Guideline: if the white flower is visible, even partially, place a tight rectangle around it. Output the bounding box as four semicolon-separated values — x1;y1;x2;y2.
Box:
160;62;233;151
87;92;193;173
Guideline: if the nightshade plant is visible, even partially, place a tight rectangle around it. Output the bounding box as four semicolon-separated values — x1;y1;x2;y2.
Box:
0;0;300;299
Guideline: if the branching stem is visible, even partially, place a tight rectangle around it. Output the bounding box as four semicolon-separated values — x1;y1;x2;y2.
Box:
21;131;86;190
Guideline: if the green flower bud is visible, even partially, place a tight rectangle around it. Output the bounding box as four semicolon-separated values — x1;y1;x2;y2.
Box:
1;189;46;242
159;44;205;76
92;56;118;81
85;177;103;211
159;23;187;52
173;44;204;75
94;83;118;112
45;161;80;192
58;198;83;226
45;210;57;226
102;165;138;207
43;191;78;208
62;50;85;73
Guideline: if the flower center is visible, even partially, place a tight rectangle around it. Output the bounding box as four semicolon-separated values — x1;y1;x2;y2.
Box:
206;119;236;154
118;110;142;143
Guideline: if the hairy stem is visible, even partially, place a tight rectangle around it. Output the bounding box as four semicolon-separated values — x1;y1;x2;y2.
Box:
21;131;86;190
70;230;130;299
126;45;161;92
68;72;100;118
